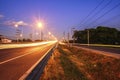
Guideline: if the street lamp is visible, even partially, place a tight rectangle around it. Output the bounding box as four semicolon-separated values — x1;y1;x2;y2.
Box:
36;32;39;35
48;32;51;35
36;22;43;41
14;24;19;43
48;32;51;41
37;22;42;28
15;24;18;28
20;33;23;42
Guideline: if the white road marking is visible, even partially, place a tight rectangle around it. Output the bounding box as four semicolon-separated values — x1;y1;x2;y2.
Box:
0;49;38;65
18;45;54;80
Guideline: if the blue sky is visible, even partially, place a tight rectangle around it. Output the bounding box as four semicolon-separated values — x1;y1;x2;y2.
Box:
0;0;120;40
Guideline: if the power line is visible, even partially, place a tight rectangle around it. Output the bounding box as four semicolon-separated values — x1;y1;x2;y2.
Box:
83;0;112;25
96;14;120;26
74;0;105;29
87;2;120;28
79;0;105;26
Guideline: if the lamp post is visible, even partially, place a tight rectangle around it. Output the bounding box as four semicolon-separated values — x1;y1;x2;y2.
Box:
48;32;51;40
14;24;19;43
68;32;70;47
37;22;43;41
20;33;23;42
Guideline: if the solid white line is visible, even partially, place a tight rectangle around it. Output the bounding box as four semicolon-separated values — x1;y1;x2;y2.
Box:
0;49;37;65
18;44;55;80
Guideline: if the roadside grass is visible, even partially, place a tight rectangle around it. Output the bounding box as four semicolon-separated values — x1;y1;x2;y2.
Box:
63;45;120;80
40;45;87;80
40;49;65;80
40;44;120;80
58;47;87;80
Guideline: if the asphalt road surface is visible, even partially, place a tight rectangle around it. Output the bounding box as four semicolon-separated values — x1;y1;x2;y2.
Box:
0;42;55;80
76;45;120;54
73;44;120;58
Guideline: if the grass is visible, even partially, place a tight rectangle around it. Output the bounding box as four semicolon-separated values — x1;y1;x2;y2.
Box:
66;45;120;80
40;45;87;80
40;44;120;80
40;49;64;80
58;47;87;80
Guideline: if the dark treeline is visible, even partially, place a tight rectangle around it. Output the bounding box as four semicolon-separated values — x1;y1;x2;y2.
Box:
73;26;120;45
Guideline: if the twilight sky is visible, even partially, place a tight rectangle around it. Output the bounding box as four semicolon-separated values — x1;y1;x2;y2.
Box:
0;0;120;40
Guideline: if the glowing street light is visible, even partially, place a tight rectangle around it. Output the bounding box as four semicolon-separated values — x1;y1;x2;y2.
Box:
48;31;57;41
37;22;42;28
36;21;43;40
51;35;54;37
36;32;39;35
15;24;18;28
14;24;19;42
48;32;51;35
20;34;23;37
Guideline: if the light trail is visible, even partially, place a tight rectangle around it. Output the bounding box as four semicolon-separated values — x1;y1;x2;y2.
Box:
0;41;57;50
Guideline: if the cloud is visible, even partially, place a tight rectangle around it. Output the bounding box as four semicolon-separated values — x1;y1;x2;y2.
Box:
0;14;4;18
4;20;28;26
14;21;28;26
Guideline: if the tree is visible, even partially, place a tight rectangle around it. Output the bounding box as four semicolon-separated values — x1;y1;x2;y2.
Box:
73;26;120;44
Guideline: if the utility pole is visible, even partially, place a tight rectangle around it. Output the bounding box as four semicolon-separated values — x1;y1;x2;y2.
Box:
41;31;43;41
71;28;75;45
40;31;44;41
16;29;21;43
21;26;23;42
30;33;32;41
87;29;89;46
32;29;35;42
68;32;70;47
63;31;65;42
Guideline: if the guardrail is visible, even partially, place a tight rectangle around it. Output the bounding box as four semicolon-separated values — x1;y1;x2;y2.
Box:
19;43;58;80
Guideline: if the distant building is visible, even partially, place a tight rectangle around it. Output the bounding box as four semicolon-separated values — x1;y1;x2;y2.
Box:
1;38;12;43
0;35;12;43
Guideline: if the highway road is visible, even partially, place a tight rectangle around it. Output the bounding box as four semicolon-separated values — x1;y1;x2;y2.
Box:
76;45;120;54
74;44;120;58
0;42;56;80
